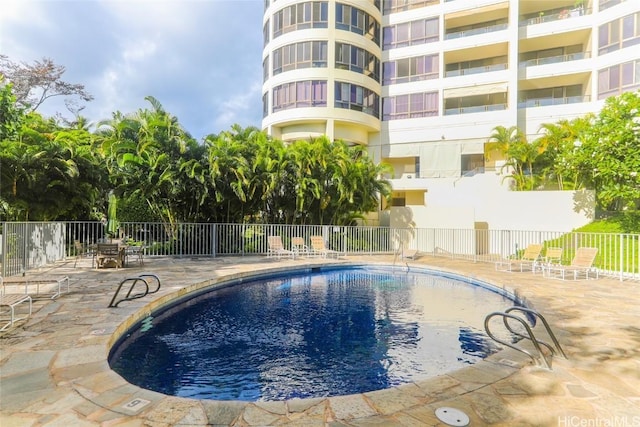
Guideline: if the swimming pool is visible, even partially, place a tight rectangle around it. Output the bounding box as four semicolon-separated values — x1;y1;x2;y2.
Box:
109;265;517;401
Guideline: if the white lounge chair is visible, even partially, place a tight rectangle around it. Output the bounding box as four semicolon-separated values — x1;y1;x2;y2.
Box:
0;275;69;300
544;247;599;280
401;247;419;260
267;236;295;259
291;237;310;257
495;244;543;273
310;236;340;259
0;279;32;331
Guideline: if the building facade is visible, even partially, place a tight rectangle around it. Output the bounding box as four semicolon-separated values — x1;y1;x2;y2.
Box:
261;0;640;227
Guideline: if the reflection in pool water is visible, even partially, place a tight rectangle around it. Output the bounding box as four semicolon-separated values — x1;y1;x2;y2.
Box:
109;267;513;401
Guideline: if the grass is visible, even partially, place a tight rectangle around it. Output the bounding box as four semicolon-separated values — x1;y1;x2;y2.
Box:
575;211;640;233
542;211;640;273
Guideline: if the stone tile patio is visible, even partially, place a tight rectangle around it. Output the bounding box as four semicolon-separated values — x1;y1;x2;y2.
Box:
1;255;639;426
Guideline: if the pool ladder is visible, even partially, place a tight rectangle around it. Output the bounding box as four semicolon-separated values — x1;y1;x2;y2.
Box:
484;307;567;370
108;274;161;308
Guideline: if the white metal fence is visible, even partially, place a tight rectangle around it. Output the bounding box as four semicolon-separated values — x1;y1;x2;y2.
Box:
1;221;638;281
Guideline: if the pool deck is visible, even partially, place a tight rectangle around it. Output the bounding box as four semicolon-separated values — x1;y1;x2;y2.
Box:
1;255;639;426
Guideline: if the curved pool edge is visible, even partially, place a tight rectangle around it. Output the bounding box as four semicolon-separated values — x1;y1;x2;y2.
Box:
101;260;534;421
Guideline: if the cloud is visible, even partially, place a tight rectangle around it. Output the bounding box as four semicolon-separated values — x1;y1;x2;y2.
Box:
0;0;265;140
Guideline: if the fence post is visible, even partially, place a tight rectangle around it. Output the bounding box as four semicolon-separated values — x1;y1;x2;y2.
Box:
619;234;624;281
1;222;5;277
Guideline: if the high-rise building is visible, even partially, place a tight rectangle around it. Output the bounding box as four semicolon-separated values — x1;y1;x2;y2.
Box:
261;0;640;226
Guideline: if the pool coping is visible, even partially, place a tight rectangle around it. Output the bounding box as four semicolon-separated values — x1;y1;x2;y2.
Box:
105;261;531;408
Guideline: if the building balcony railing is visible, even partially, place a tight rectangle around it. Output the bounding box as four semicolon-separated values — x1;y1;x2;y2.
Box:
517;95;590;108
444;103;507;115
519;52;590;68
445;63;508;77
444;23;508;40
520;7;590;27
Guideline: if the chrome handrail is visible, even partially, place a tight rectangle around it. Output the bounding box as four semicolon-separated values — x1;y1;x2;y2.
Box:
484;307;566;369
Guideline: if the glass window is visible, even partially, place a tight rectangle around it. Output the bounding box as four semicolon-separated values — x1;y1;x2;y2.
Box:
272;2;328;40
263;92;268;117
609;64;620;88
312;80;327;105
335;3;376;39
263;21;270;46
397;58;410;82
411;20;425;44
396;23;410;47
622;61;634;86
297;81;310;106
623;14;634;39
599;13;640;54
272;80;327;111
334;81;379;117
313;41;328;66
599;23;609;48
383;54;438;85
395;95;409;116
383;26;395;49
611;19;620;44
410;93;424;117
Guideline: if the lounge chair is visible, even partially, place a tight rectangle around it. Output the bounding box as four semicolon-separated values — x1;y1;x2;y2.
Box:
0;275;70;300
531;246;564;274
544;247;599;280
495;244;543;272
291;237;310;257
401;247;419;260
0;278;32;331
310;236;341;259
267;236;295;259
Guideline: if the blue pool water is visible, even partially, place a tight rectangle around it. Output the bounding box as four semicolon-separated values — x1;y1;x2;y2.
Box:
109;266;514;401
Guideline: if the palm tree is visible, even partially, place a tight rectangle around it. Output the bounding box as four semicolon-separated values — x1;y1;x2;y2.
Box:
535;117;592;190
485;125;526;162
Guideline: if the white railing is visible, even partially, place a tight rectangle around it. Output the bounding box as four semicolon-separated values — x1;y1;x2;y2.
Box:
1;222;638;281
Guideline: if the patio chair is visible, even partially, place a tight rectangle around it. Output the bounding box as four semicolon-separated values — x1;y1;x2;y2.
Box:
310;236;341;259
96;243;125;268
544;247;599;280
495;244;543;273
73;240;94;268
126;244;146;266
267;236;295;259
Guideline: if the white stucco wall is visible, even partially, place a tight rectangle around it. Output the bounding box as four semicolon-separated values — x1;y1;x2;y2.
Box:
391;173;595;232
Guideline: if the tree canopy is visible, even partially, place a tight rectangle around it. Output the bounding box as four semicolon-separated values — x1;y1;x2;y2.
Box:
488;89;640;212
2;55;639;221
0;70;392;224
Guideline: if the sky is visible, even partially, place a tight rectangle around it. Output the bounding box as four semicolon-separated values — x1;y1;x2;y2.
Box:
0;0;265;141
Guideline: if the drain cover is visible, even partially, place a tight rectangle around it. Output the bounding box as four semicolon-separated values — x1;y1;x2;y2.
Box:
435;407;470;426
